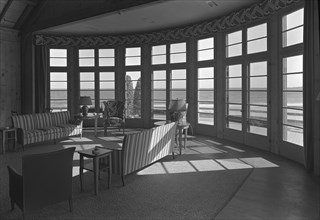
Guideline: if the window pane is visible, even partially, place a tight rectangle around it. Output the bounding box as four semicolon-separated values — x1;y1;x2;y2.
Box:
172;80;186;89
249;91;267;105
50;72;67;81
250;62;267;76
152;45;166;55
283;74;302;90
50;58;67;67
99;58;115;66
172;69;186;79
126;57;141;66
99;49;114;57
227;44;242;57
227;78;241;89
198;50;214;61
100;72;115;80
199;79;214;89
250;77;267;89
126;47;141;56
198;91;213;101
79;58;94;67
170;42;186;53
100;82;115;89
248;23;267;40
152;91;166;100
283;55;303;73
227;65;242;77
227;91;242;103
153;81;166;89
227;30;242;45
248;38;267;54
283;26;303;47
283;8;304;31
249;106;267;121
51;82;67;89
80;72;94;80
153;70;166;80
283;109;303;128
283;125;303;146
198;67;214;78
171;90;186;99
152;55;166;64
79;49;94;57
283;92;303;108
198;37;214;50
170;53;186;63
50;49;67;57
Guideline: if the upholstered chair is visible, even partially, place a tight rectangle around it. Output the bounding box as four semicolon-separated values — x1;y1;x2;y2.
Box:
7;147;75;218
103;101;126;136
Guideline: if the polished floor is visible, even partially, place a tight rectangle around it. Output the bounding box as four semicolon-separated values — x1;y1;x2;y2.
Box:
203;137;320;220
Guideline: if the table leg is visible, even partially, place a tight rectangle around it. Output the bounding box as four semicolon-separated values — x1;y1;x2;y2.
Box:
184;128;188;149
14;130;17;152
94;116;98;136
178;128;183;155
93;157;99;195
108;154;112;189
80;155;84;192
2;131;5;154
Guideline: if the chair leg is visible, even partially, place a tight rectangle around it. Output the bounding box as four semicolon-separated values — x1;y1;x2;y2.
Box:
10;200;14;211
69;199;73;212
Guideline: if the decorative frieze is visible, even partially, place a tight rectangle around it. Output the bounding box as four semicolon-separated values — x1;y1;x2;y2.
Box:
34;0;301;47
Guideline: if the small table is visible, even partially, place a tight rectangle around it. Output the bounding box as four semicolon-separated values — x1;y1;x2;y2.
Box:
0;127;17;154
177;122;190;155
154;121;190;155
78;147;112;195
83;114;102;136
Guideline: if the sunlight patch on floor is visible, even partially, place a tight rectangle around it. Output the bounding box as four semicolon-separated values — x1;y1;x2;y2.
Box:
240;157;279;168
223;145;245;152
214;158;253;170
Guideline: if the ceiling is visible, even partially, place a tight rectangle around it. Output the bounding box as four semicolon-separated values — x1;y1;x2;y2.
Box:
37;0;260;35
0;0;38;30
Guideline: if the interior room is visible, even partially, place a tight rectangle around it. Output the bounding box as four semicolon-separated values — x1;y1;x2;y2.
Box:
0;0;319;219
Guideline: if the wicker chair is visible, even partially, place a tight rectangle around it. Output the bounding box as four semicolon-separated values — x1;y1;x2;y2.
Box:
103;101;126;136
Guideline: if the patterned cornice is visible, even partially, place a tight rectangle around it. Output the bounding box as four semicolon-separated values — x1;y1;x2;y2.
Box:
34;0;301;47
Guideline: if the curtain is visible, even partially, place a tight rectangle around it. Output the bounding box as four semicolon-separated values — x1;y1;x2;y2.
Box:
303;0;320;173
35;45;49;113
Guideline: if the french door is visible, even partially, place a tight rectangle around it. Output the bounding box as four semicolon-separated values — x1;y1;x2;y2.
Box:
224;60;269;150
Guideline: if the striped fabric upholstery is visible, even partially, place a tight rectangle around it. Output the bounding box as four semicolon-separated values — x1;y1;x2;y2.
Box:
12;114;36;130
24;130;46;145
122;122;177;176
51;111;70;126
34;113;53;129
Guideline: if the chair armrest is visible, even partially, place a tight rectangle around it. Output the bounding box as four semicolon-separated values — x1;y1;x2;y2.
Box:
69;118;83;125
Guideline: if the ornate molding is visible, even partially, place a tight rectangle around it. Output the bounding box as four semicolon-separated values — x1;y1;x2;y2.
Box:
34;0;301;47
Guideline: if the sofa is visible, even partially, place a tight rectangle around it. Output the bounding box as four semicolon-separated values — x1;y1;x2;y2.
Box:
11;111;83;150
105;122;177;186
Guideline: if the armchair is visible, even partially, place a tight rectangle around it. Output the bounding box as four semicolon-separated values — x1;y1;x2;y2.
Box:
103;101;126;136
7;147;75;217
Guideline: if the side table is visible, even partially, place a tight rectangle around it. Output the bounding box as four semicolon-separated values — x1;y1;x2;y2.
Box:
0;127;17;154
78;147;112;195
177;122;190;155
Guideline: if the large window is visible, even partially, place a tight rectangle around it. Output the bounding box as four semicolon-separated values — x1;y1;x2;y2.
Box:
226;30;242;58
247;23;267;54
198;67;214;125
151;70;166;120
125;71;141;118
282;55;303;146
282;8;304;47
197;37;214;125
247;61;268;136
49;49;68;112
281;8;304;146
225;64;242;130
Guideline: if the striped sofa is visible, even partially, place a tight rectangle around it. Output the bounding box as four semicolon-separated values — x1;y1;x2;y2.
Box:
106;122;177;186
12;111;83;150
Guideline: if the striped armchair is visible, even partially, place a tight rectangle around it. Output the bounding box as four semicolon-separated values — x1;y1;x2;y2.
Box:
12;111;82;150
